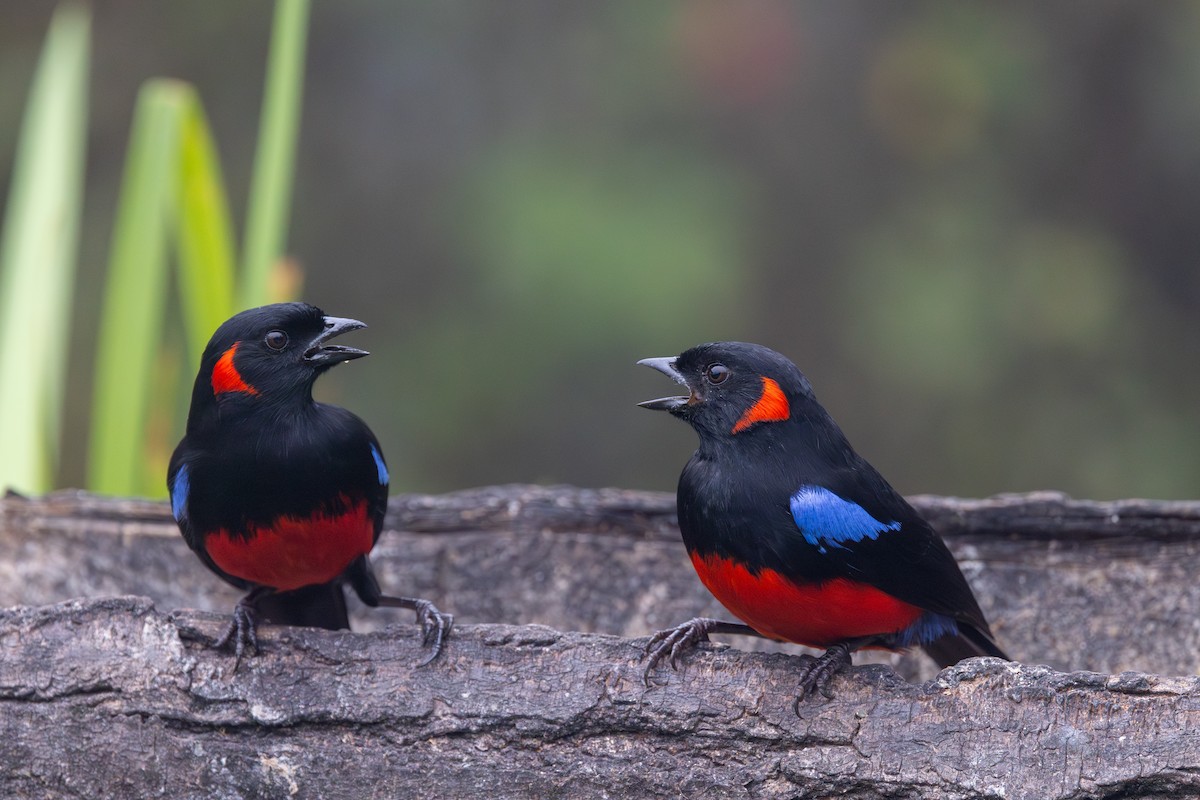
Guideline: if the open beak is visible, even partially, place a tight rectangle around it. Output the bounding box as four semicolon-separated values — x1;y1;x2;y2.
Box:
637;356;691;411
304;316;369;367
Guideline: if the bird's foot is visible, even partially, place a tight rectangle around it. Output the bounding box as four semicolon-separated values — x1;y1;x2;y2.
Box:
412;599;453;667
793;641;854;712
641;617;725;686
373;595;453;666
213;596;262;670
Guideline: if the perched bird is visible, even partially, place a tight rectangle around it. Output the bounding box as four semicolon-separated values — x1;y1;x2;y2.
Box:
168;302;452;666
638;342;1007;704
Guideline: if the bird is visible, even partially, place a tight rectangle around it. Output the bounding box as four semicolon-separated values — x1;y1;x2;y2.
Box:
167;302;452;667
637;341;1007;705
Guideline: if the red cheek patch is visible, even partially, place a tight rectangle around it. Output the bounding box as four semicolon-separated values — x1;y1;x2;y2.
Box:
211;342;259;396
732;376;789;433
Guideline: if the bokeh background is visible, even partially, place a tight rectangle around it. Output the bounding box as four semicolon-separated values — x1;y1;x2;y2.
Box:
2;1;1199;500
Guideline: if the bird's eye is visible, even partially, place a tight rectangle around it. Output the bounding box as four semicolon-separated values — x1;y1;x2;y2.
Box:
705;363;730;385
265;330;288;351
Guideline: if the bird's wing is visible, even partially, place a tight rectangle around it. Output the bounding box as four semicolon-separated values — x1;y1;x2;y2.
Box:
786;475;993;636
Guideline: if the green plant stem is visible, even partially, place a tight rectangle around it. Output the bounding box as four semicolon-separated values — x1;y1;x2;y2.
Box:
0;4;89;494
87;82;186;496
175;89;236;365
238;0;311;308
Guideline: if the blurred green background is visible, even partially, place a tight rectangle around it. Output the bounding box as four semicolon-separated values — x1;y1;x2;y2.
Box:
2;1;1198;500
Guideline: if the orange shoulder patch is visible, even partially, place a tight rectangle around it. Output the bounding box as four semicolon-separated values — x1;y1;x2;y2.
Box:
211;342;259;396
732;376;789;433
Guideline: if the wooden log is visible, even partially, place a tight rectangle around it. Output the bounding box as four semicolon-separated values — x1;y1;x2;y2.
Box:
1;596;1199;799
2;487;1200;798
3;486;1199;677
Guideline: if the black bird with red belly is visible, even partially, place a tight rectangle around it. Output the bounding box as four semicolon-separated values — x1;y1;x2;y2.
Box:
168;302;452;666
638;341;1007;705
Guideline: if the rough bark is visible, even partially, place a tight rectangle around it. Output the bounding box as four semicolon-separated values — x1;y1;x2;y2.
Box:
5;486;1199;677
2;487;1200;798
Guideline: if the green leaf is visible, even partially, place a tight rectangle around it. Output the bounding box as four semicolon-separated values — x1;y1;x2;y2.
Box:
239;0;310;307
0;4;90;494
87;81;187;496
174;88;236;366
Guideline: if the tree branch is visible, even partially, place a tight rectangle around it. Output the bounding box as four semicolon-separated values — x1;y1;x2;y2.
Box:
3;487;1200;798
2;596;1198;799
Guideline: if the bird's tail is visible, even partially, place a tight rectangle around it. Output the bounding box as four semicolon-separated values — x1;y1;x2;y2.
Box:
255;582;350;631
922;622;1009;669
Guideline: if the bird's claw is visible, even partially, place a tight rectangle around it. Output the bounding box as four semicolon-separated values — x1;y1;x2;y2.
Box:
413;600;453;667
213;600;261;671
641;617;718;686
792;642;853;713
368;592;454;666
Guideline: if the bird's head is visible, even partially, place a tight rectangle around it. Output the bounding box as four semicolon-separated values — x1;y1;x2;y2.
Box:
638;341;815;443
187;302;369;425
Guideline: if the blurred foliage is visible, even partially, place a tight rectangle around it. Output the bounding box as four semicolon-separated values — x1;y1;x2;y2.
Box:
0;4;87;495
2;1;1200;499
383;142;747;490
460;144;745;346
1;1;305;498
87;81;247;498
239;0;309;308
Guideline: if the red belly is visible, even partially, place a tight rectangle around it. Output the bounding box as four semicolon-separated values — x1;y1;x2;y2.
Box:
205;499;374;591
690;551;923;648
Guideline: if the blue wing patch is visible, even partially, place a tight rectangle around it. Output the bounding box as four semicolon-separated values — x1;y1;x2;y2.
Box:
170;464;190;523
370;443;389;486
789;485;901;554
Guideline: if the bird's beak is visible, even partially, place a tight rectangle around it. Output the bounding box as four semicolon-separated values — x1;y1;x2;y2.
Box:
637;356;691;411
304;316;369;366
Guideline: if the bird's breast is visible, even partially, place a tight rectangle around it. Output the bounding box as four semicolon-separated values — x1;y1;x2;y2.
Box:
202;495;375;591
689;551;924;648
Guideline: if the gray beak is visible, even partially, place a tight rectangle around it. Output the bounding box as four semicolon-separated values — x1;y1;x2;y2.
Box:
303;316;369;366
637;356;690;411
